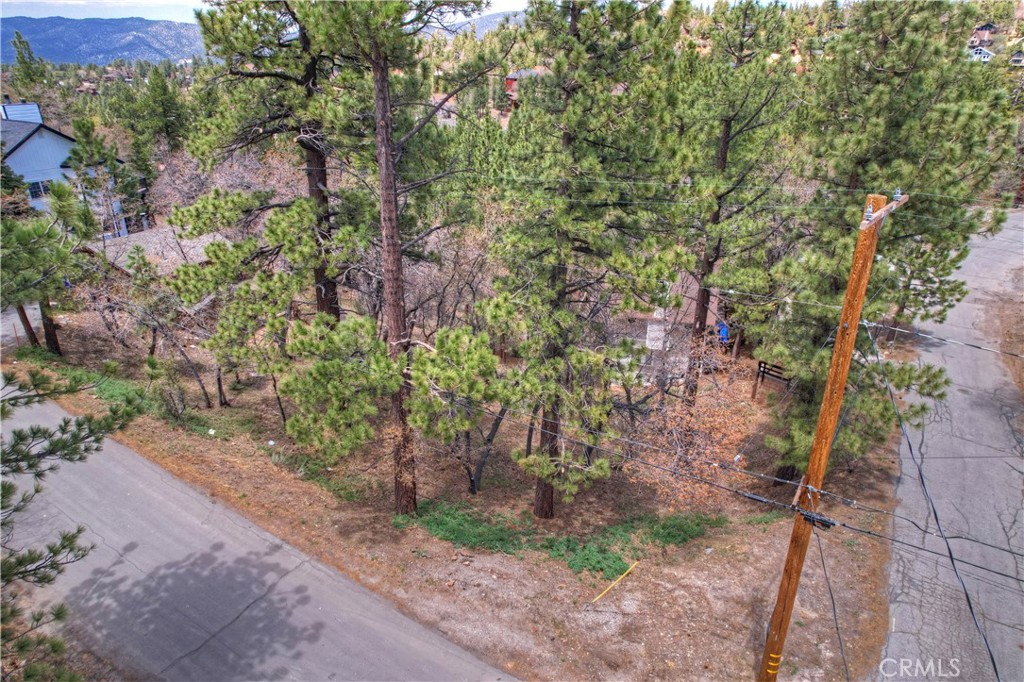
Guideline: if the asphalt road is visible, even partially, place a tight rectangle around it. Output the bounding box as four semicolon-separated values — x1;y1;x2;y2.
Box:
1;302;41;354
882;211;1024;681
6;401;511;682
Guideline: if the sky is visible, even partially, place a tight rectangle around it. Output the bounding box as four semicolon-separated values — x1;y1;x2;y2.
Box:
1;0;530;23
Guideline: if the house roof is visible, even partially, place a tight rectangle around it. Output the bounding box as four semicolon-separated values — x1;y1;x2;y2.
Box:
95;224;228;278
1;120;77;159
507;67;542;80
1;120;38;156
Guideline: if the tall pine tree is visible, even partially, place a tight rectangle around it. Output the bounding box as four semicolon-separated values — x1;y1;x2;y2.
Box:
482;0;682;517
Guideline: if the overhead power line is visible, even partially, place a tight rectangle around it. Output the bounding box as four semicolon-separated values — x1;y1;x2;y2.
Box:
865;325;1002;682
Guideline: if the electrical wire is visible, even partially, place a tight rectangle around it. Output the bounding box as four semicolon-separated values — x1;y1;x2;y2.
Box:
865;325;1003;681
814;527;850;682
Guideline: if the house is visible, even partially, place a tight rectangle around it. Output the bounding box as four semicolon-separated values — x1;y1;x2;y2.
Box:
429;93;458;127
968;23;998;48
1011;50;1024;67
1;104;142;235
968;46;995;63
90;222;226;278
504;67;548;109
1;115;78;212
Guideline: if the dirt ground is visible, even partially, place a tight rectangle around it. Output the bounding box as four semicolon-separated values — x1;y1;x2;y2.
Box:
7;310;900;681
993;266;1024;393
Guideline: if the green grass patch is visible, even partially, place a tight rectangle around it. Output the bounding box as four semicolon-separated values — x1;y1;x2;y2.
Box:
396;503;727;579
743;510;787;525
394;500;533;554
13;347;152;410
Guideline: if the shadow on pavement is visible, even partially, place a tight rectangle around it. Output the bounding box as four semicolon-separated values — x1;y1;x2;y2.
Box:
65;541;324;680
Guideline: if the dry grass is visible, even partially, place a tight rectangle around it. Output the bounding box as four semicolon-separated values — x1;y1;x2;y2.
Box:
10;308;897;681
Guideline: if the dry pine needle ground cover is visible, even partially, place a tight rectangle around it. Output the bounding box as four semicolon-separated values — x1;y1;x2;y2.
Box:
8;309;898;681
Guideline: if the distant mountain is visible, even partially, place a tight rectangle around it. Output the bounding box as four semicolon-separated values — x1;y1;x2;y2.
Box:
447;11;523;38
1;16;204;65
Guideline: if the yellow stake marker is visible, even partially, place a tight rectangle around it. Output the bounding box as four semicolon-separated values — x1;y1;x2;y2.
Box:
590;561;639;606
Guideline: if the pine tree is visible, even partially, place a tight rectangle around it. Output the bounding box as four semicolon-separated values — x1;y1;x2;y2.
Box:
751;0;1015;470
1;368;139;682
189;0;350;320
1;183;100;356
480;0;682;517
288;0;505;514
66;118;138;236
10;32;48;96
662;0;797;403
139;68;188;149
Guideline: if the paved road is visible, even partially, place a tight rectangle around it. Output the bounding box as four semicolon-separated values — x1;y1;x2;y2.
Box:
882;212;1024;681
6;401;511;682
1;302;41;354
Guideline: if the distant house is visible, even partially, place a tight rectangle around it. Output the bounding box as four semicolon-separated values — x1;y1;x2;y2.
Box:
968;46;995;63
968;23;997;48
429;93;458;127
1011;50;1024;67
504;67;547;109
89;222;226;278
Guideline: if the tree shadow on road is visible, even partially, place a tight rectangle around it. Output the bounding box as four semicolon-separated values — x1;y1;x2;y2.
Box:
64;541;324;680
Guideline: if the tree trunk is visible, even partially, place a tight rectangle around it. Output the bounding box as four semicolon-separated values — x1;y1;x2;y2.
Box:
15;304;40;347
39;300;62;356
525;402;540;458
681;115;732;404
533;397;559;519
373;53;417;515
303;145;342;320
216;367;231;407
270;373;288;427
472;405;508;493
681;237;721;404
159;327;212;408
534;263;567;519
148;327;158;356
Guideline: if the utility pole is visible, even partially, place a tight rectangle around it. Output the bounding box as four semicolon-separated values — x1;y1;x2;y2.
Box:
759;191;910;681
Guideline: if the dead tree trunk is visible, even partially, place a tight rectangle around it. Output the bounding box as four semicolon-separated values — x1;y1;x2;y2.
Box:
270;373;288;427
471;405;508;494
157;326;212;408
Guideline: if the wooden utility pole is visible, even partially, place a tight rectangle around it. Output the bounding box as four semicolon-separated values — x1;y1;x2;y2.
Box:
759;191;909;681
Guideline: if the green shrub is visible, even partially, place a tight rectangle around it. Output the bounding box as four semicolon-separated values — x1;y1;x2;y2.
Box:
395;503;728;579
646;513;727;546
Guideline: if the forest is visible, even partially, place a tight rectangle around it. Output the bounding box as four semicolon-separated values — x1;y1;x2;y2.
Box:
1;1;1022;675
3;0;1021;514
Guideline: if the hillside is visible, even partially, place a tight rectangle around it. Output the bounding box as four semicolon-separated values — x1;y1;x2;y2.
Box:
447;11;524;38
1;16;204;65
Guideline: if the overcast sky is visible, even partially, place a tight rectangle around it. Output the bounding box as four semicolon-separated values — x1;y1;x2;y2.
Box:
2;0;530;23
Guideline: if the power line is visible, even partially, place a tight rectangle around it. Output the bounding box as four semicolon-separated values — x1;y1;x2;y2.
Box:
814;528;850;682
714;288;1024;361
865;325;1002;682
478;396;1024;586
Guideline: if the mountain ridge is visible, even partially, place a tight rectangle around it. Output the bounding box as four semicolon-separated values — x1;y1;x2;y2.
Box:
1;16;205;65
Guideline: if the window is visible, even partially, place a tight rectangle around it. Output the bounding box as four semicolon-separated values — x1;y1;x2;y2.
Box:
28;181;51;199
